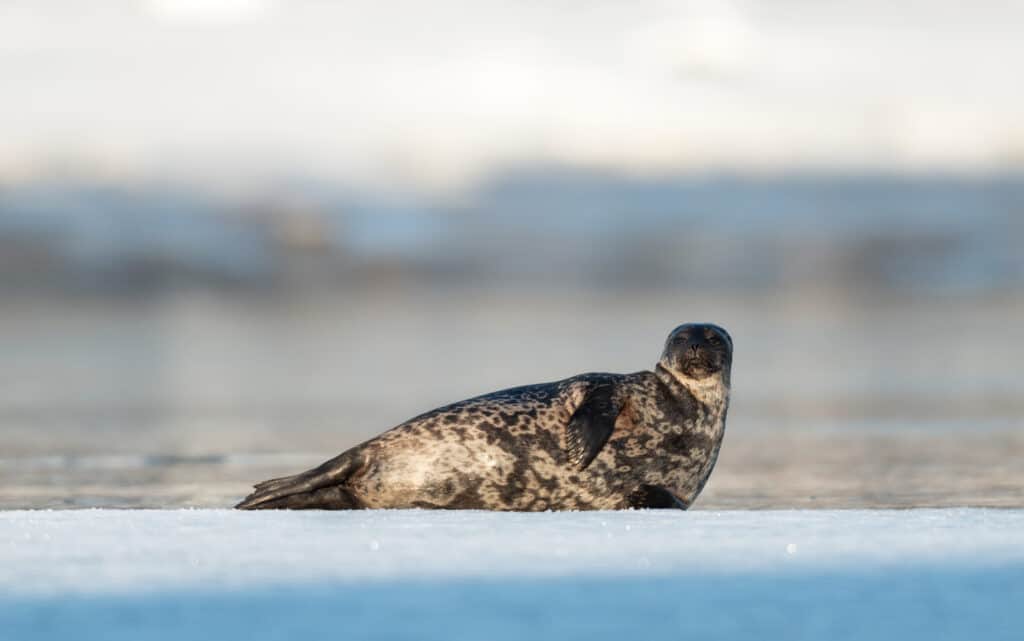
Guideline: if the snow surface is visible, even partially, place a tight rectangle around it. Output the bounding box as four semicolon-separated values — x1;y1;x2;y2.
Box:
2;509;1023;640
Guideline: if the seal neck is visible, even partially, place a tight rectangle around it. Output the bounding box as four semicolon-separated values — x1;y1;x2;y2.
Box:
654;363;730;411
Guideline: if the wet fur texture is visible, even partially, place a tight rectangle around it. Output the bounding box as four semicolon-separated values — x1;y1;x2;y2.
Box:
238;324;732;511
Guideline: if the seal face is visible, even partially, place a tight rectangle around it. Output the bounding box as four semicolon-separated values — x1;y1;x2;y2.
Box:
237;323;733;511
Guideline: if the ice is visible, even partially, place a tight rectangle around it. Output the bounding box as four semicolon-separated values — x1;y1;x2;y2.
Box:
2;509;1022;640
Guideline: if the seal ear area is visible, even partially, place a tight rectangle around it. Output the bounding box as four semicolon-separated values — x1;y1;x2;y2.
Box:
707;324;733;352
565;383;622;470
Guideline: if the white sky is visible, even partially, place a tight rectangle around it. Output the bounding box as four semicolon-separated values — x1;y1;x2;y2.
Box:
2;0;1022;191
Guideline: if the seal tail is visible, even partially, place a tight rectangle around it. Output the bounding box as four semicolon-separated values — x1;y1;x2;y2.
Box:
235;449;365;510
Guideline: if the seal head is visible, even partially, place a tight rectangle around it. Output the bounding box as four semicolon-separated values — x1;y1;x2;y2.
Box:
659;323;732;383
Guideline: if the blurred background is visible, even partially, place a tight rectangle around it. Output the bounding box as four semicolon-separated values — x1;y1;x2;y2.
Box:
2;0;1022;509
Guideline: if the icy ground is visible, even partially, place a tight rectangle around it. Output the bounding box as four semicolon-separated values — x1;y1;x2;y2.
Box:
2;509;1023;641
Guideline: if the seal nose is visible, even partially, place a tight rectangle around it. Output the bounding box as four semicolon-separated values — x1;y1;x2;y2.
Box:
686;336;706;355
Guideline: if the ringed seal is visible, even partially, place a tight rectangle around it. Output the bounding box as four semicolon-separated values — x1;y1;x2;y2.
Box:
237;323;733;511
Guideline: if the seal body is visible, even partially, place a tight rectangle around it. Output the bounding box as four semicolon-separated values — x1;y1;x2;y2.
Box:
237;323;732;511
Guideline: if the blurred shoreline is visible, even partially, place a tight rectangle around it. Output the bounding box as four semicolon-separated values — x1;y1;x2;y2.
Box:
2;171;1022;298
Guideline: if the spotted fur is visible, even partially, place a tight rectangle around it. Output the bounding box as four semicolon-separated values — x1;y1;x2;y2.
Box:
237;323;732;511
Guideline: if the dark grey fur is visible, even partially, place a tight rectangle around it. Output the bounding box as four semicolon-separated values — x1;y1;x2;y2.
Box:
237;323;732;511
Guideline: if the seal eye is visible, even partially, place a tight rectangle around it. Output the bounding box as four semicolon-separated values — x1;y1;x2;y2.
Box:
708;335;722;346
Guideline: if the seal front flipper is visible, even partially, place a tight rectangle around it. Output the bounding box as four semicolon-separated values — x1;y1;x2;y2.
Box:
565;383;623;470
627;484;688;510
236;449;364;510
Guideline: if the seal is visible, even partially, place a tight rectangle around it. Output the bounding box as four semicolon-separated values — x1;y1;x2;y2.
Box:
236;323;732;511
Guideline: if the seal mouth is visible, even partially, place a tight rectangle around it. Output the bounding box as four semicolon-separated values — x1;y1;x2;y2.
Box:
682;356;720;376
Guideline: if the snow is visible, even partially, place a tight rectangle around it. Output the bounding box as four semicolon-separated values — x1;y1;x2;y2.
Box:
2;509;1023;640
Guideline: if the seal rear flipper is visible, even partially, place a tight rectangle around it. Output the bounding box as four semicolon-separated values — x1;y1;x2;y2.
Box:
240;485;364;510
236;449;364;509
627;484;688;510
565;383;622;470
